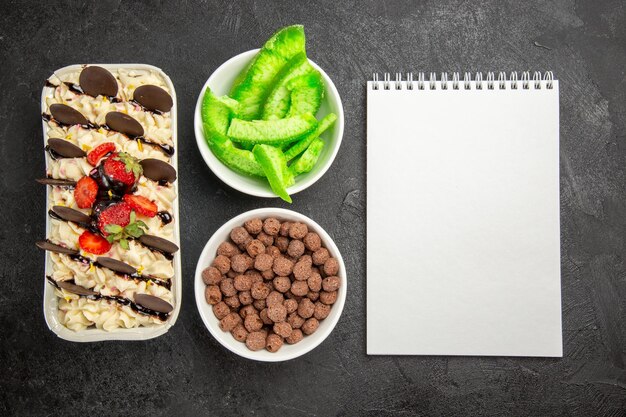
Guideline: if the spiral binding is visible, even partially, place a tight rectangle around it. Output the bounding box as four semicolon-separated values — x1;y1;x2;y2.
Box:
370;71;554;90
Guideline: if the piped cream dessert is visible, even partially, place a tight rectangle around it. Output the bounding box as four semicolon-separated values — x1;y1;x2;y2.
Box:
37;65;179;332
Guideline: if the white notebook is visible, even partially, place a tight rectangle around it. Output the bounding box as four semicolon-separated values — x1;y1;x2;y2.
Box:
366;72;562;357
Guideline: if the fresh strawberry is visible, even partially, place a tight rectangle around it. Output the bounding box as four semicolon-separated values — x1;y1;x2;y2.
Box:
87;142;116;166
78;231;111;255
74;176;98;208
123;194;158;217
102;152;143;188
97;202;132;235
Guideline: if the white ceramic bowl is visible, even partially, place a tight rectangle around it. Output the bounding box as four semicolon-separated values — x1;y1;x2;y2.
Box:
195;208;347;361
194;49;344;198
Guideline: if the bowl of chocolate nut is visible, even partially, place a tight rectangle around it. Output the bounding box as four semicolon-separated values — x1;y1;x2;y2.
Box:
195;208;346;361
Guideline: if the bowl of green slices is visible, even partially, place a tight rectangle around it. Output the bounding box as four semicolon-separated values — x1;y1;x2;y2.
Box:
194;25;344;202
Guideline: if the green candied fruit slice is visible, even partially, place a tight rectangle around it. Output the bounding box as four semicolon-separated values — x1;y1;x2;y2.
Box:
253;144;294;203
230;25;306;120
262;53;313;120
201;87;239;135
289;137;325;176
285;71;324;117
227;113;317;146
284;112;336;161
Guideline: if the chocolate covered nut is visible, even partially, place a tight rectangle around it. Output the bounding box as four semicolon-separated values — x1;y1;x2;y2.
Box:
253;299;266;311
314;301;331;320
230;226;251;245
219;278;237;297
312;248;330;266
302;318;320;335
273;321;293;338
224;295;241;309
233;274;252;291
307;272;322;292
231;253;252;273
293;258;312;281
290;281;309;297
256;232;274;247
272;276;291;293
266;291;284;307
261;269;275;280
254;253;274;272
284;299;298;314
265;333;284;352
323;258;339;276
238;291;253;306
205;285;222;305
279;222;292;237
212;301;230;320
251;281;270;300
289;222;308;240
273;256;294;276
263;218;281;236
133;85;173;112
219;312;241;332
212;255;231;274
297;298;315;318
231;324;249;342
217;241;239;257
244;313;264;332
202;266;222;285
275;236;289;253
287;312;305;329
322;276;340;292
239;305;257;319
244;218;263;235
260;308;273;325
79;66;118;97
320;290;338;305
303;232;322;251
287;239;305;258
267;304;287;323
307;291;320;302
246;331;267;351
286;328;304;344
266;245;281;258
246;239;265;257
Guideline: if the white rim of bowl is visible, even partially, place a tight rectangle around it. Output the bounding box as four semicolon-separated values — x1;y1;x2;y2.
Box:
194;208;347;362
193;49;345;198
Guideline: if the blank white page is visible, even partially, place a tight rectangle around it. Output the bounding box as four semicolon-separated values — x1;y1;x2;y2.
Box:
366;79;562;356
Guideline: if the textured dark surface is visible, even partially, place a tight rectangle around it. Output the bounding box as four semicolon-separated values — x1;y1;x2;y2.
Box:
1;0;625;416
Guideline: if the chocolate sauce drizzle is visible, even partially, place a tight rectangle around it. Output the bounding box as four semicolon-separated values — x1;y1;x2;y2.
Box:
157;211;172;225
46;276;169;320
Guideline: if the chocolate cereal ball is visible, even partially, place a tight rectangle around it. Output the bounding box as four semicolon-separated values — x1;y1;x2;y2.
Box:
234;274;252;291
226;270;237;278
205;285;222;305
267;304;287;323
245;331;266;351
212;255;231;274
289;222;308;240
307;272;322;292
212;301;230;320
219;278;237;297
253;299;266;311
238;291;253;306
323;258;339;276
320;290;338;305
251;281;270;300
274;236;289;253
284;299;298;314
312;248;330;266
239;304;257;319
217;241;239;257
290;280;309;297
297;298;315;318
272;276;291;293
231;324;248;342
244;218;263;235
307;291;320;302
273;256;294;276
262;218;281;236
219;312;241;332
246;239;265;257
303;232;322;251
314;301;331;320
322;276;340;292
266;245;281;258
302;317;320;335
244;313;264;332
224;295;241;309
266;291;284;307
254;253;274;272
279;221;291;237
261;269;275;280
256;232;274;247
230;226;251;245
287;312;305;329
202;266;222;285
293;258;312;281
286;328;304;344
287;239;305;258
245;270;263;284
231;254;253;273
265;333;283;352
273;321;293;338
260;308;273;325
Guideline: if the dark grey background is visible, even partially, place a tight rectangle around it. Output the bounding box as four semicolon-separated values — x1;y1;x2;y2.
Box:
1;0;625;416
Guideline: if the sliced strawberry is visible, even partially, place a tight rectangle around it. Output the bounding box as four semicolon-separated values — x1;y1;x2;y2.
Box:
97;202;132;235
74;176;98;208
87;142;116;166
78;231;111;255
123;194;158;217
